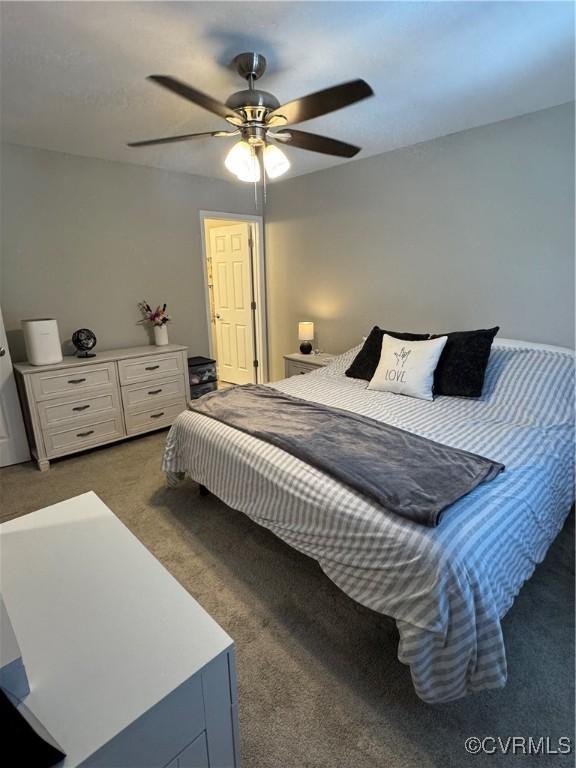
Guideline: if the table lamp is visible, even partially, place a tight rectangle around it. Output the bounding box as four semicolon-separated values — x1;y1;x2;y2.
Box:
298;321;314;355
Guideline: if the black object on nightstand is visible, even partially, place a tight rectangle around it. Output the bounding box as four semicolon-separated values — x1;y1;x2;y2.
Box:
188;356;218;399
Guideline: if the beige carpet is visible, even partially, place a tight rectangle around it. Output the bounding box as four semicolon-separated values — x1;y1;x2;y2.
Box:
1;431;574;768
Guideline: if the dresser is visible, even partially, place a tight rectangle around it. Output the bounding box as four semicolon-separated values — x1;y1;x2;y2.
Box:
283;352;335;377
14;345;188;471
1;492;239;767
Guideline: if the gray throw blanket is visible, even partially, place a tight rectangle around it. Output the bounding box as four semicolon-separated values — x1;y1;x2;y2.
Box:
189;385;504;526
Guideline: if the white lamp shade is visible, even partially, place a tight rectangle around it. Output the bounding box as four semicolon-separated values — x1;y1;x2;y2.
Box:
236;162;261;183
225;141;260;182
298;321;314;341
263;144;290;179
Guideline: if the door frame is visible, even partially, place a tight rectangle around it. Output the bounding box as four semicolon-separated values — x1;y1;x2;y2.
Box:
0;303;30;466
199;210;268;383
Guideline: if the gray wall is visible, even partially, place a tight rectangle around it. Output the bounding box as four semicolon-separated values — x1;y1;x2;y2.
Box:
265;104;574;379
0;143;258;360
3;104;574;378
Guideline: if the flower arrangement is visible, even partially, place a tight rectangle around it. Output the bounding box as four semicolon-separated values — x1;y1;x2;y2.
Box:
138;301;171;327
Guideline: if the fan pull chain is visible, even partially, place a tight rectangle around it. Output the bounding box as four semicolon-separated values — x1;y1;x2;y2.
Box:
250;144;258;210
252;145;265;210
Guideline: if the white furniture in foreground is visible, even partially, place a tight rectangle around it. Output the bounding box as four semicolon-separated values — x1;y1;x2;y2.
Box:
0;595;29;703
0;492;239;768
14;344;188;471
283;351;334;377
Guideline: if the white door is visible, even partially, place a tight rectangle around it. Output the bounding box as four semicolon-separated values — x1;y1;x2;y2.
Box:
0;306;30;466
209;223;255;385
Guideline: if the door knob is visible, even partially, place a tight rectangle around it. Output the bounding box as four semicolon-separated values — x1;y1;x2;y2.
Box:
0;346;5;357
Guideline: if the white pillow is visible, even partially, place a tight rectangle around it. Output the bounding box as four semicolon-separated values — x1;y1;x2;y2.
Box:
368;334;448;400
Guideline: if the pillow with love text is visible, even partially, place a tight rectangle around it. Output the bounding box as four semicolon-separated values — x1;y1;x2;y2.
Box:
367;334;448;401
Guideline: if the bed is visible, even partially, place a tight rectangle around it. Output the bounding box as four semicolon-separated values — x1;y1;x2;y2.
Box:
163;339;574;703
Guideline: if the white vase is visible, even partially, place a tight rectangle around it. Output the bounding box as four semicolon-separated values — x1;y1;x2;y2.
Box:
153;324;169;346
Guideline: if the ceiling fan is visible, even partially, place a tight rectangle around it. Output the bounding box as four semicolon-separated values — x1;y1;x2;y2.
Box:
127;52;374;182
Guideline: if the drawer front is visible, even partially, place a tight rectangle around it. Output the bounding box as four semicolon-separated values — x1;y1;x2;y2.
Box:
31;363;116;401
44;416;125;457
176;732;209;767
190;381;217;400
122;377;186;410
90;670;205;768
118;353;184;385
286;361;315;377
38;390;120;429
125;400;186;436
188;362;217;386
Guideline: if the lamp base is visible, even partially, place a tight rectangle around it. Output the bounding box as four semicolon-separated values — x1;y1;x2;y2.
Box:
299;341;312;355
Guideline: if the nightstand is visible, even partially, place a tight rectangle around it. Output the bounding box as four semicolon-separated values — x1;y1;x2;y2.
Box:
283;352;335;377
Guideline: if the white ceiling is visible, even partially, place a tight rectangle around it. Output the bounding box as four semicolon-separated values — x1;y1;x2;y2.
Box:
1;2;574;181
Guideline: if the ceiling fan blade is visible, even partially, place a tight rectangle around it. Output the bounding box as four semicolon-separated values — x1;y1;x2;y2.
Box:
272;129;361;158
147;75;243;125
266;79;373;127
127;130;238;147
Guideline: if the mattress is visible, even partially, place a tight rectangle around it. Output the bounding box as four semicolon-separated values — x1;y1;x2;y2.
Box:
163;340;575;703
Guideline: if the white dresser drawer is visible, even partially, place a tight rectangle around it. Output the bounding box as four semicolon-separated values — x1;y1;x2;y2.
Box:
125;400;185;436
90;671;206;768
118;353;184;385
165;731;209;768
44;416;125;457
31;363;117;401
122;376;186;411
38;390;120;429
283;354;333;379
285;361;316;377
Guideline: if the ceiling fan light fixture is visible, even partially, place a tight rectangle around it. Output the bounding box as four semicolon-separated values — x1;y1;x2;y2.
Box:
225;140;260;182
263;144;290;179
236;162;261;183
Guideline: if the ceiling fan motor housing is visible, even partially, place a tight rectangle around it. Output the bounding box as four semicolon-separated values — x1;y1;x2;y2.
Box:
226;84;281;145
226;89;280;114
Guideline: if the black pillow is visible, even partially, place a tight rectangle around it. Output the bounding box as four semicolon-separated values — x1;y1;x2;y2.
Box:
0;689;65;767
430;327;499;397
345;326;429;381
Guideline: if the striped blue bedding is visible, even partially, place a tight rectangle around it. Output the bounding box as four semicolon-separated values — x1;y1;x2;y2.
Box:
163;340;575;703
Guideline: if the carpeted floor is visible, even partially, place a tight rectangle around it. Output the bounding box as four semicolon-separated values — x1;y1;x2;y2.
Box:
1;431;574;768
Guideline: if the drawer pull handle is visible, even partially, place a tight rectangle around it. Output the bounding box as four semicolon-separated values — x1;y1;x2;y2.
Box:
68;378;87;384
76;429;94;437
145;365;160;371
148;389;162;395
150;412;165;419
72;404;90;412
